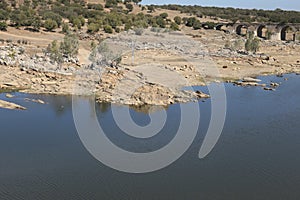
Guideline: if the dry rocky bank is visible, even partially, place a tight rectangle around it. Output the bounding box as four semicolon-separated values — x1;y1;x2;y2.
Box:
1;30;300;110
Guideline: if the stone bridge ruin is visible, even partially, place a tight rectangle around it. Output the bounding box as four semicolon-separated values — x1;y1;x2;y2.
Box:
215;23;300;41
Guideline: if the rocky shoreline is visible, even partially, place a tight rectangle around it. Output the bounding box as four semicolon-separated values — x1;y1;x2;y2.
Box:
1;30;300;110
0;61;298;110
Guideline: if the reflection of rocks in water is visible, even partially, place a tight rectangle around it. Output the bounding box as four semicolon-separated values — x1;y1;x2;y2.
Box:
95;102;111;114
0;99;26;110
129;104;168;114
44;95;73;116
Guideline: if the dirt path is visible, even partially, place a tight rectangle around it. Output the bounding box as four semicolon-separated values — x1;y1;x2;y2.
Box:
0;27;64;48
78;41;92;65
0;31;53;42
132;63;188;88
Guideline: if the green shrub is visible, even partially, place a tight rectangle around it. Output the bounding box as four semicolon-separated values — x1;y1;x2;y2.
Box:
126;3;133;12
87;23;100;33
134;28;143;35
245;32;260;53
60;33;79;58
170;22;179;31
44;18;58;31
202;22;215;29
186;17;196;27
32;16;41;31
174;16;182;25
124;22;131;31
87;3;103;10
192;20;201;30
105;0;118;8
159;13;168;19
0;21;7;31
104;25;113;33
62;22;70;33
156;16;166;28
47;40;63;64
72;18;82;29
42;12;62;27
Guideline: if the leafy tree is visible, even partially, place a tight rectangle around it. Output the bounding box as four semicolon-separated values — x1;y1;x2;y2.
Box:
133;18;148;29
124;22;132;31
160;13;168;19
104;25;113;33
87;23;100;33
42;12;63;27
156;4;300;24
156;16;166;28
32;16;42;31
202;22;215;29
170;22;179;31
0;10;9;21
90;41;122;66
245;32;260;53
78;15;85;26
186;17;197;27
87;3;103;10
0;21;8;31
105;13;122;29
132;0;141;4
147;5;155;13
62;22;70;33
105;0;118;8
60;33;79;58
10;10;26;27
126;3;133;12
192;20;201;30
44;18;58;31
174;16;182;25
72;18;82;29
182;17;188;25
47;40;63;64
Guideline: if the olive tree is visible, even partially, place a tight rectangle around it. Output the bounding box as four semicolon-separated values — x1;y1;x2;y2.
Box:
60;33;79;58
44;19;58;31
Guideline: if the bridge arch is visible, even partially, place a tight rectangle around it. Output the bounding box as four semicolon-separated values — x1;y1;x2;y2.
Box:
236;24;248;36
256;24;268;39
216;24;225;31
280;25;296;41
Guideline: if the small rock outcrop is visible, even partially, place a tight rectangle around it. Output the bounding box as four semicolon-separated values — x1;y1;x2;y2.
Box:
0;99;26;110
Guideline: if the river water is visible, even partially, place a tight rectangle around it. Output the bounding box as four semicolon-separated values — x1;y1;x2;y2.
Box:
0;74;300;199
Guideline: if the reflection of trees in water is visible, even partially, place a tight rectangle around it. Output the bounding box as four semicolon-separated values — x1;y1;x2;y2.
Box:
130;104;168;114
24;93;168;116
46;94;112;117
40;95;112;116
28;94;73;116
95;102;111;114
46;95;73;116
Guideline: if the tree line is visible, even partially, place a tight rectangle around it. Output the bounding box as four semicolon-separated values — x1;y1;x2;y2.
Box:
154;4;300;24
1;0;298;36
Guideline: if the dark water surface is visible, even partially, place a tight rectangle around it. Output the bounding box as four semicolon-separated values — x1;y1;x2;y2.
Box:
0;74;300;199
